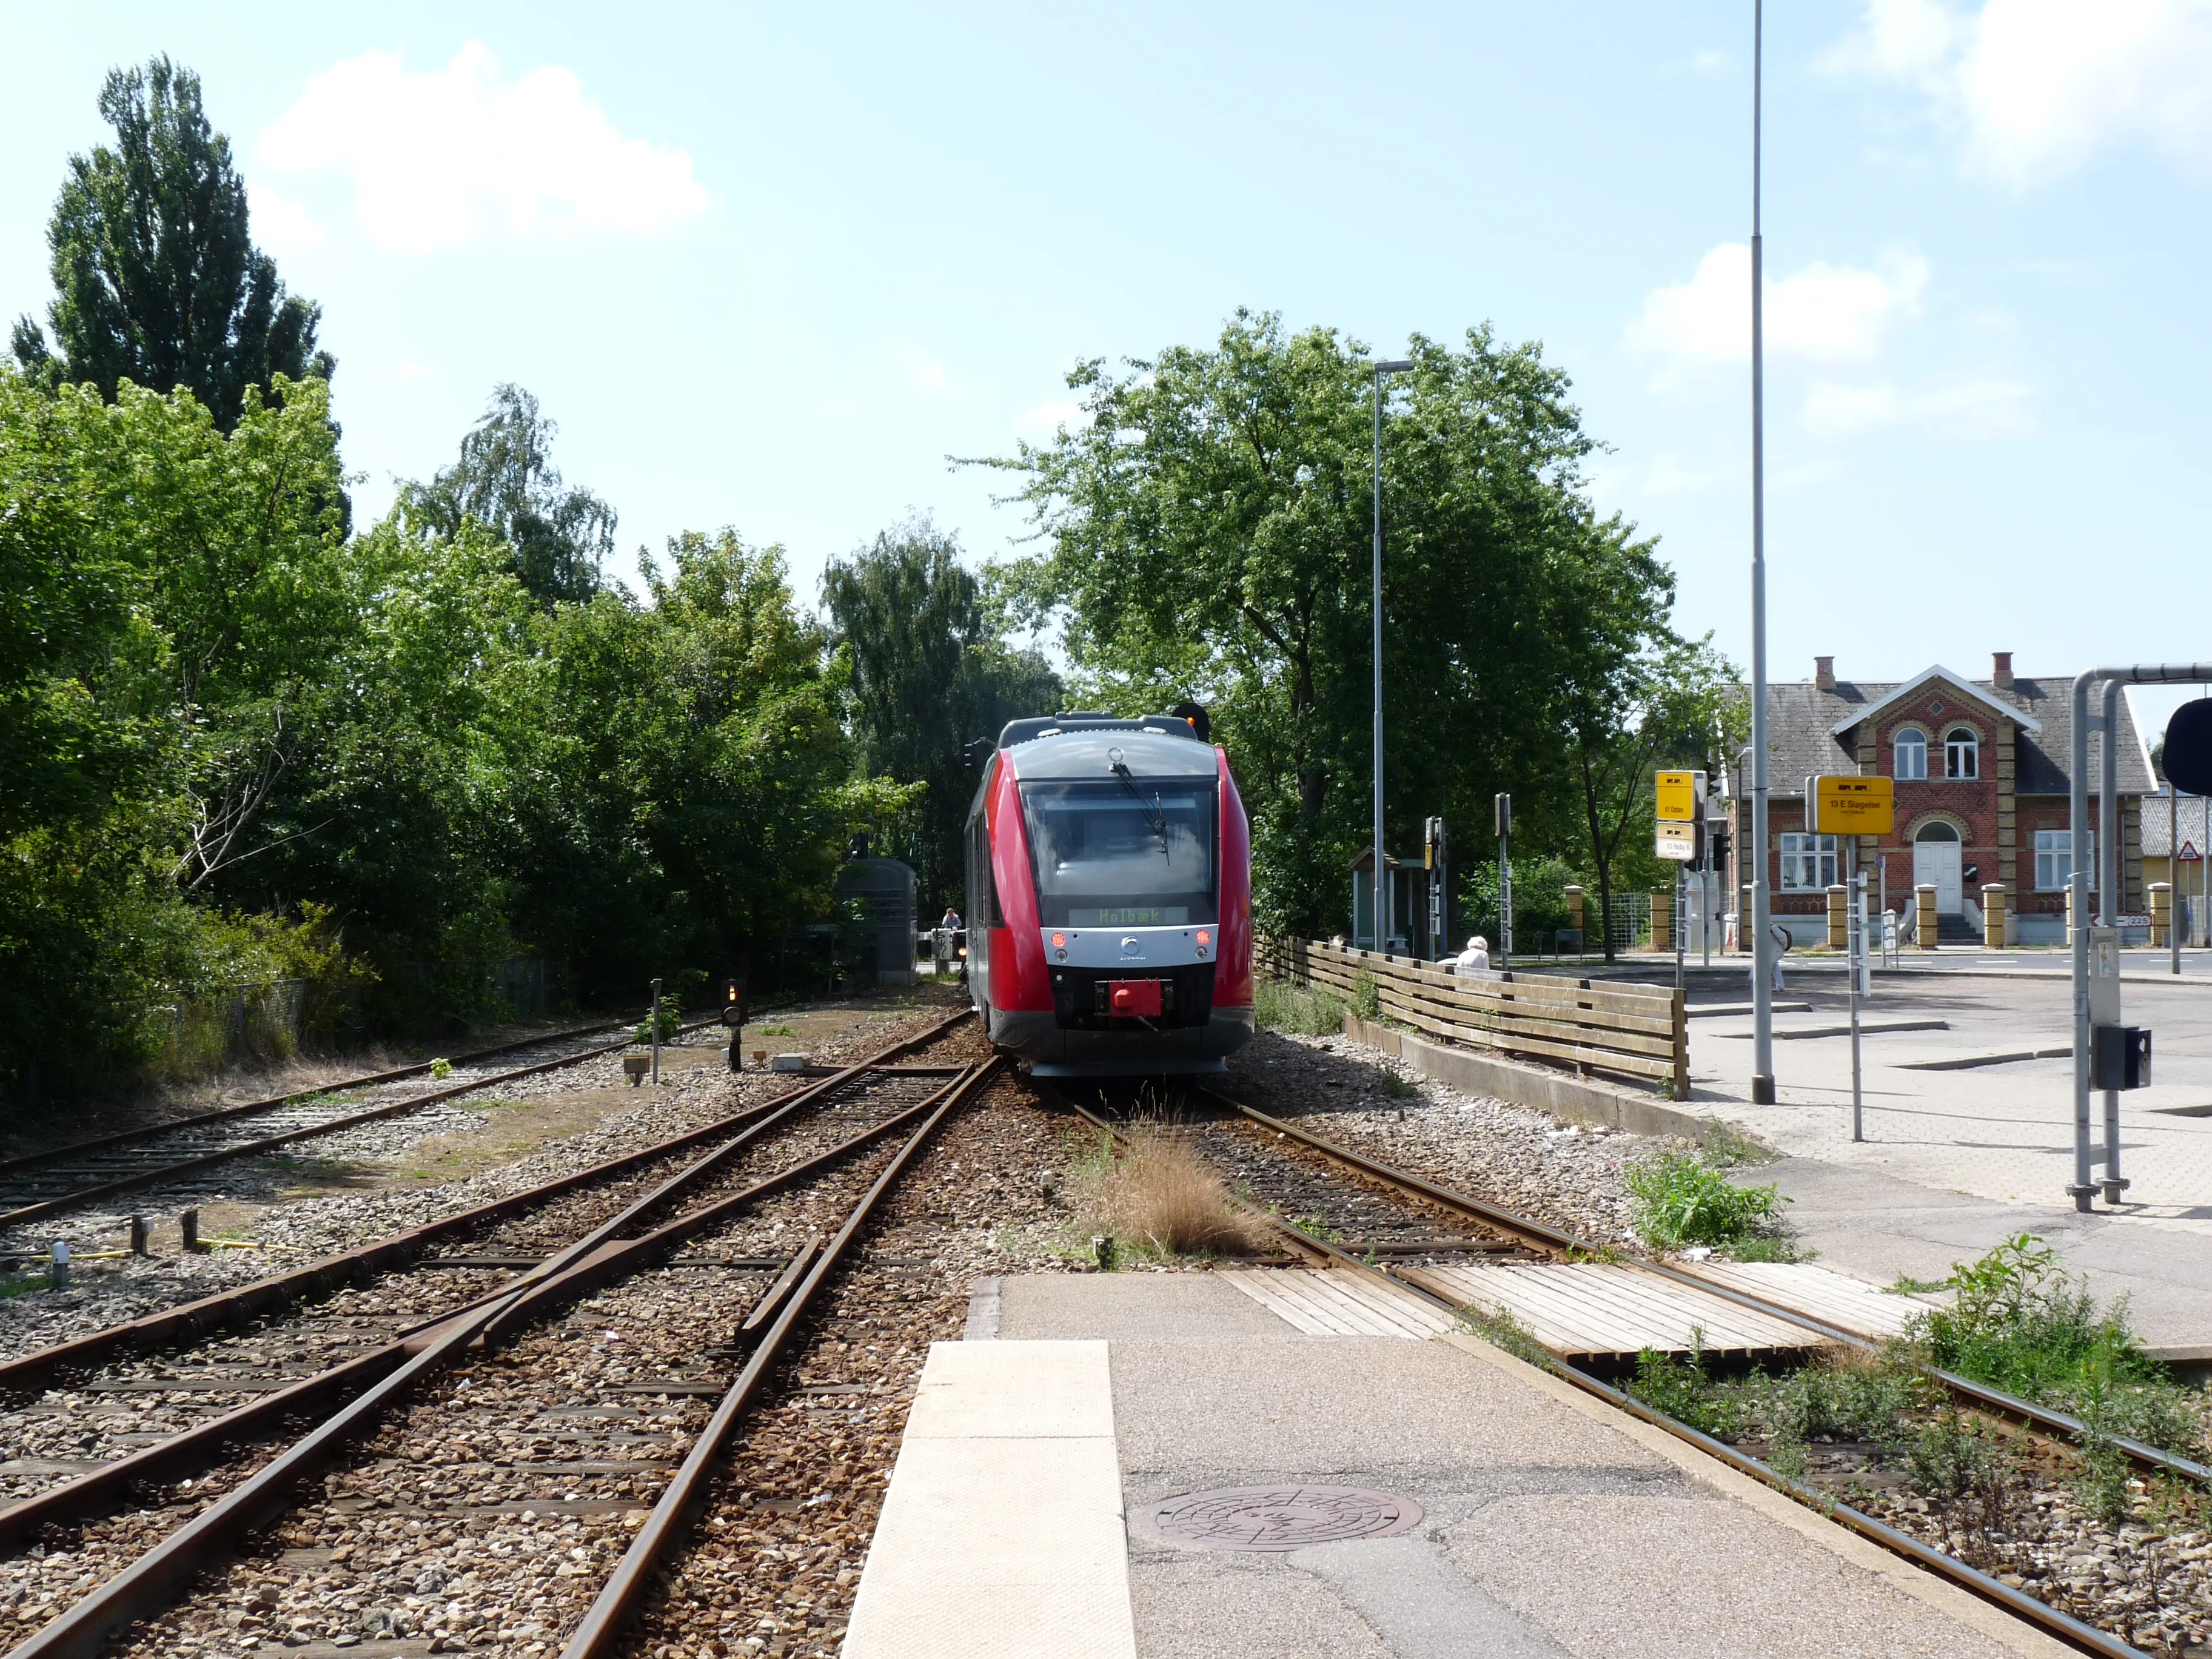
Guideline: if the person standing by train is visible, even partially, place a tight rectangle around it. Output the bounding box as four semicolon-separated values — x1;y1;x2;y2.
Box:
934;907;962;975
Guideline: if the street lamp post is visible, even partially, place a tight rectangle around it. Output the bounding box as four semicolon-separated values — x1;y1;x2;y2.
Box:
1748;0;1776;1105
1372;357;1415;956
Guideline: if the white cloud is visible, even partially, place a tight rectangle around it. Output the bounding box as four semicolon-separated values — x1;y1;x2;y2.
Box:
1014;400;1087;440
246;185;324;255
1803;371;2037;438
1627;243;1930;371
257;42;708;253
1830;0;2212;185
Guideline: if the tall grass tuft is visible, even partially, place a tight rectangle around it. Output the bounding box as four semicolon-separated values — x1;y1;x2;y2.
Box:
1084;1123;1267;1259
1253;976;1348;1036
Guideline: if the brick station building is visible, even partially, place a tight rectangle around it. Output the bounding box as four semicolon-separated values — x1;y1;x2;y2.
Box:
1728;654;2154;945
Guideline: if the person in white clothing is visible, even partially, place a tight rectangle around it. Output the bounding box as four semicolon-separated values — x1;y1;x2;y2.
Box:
1453;935;1491;976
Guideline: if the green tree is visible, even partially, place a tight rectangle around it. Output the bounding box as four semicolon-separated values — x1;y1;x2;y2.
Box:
821;520;1062;911
10;58;331;431
397;385;615;608
1564;634;1741;960
984;309;1689;939
0;367;350;1095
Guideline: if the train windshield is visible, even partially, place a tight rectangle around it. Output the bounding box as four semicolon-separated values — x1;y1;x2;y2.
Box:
1019;779;1217;928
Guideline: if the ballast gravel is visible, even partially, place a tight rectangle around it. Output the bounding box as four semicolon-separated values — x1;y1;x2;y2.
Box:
0;1011;953;1365
1224;1028;1652;1248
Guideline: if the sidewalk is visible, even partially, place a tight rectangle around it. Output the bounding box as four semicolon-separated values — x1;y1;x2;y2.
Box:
941;1273;2069;1659
1680;971;2212;1350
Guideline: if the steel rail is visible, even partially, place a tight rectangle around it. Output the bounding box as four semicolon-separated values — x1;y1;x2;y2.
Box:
1213;1089;2212;1488
2;1059;988;1659
1060;1090;2143;1659
558;1057;1000;1658
0;1019;637;1179
0;1019;725;1230
0;1007;973;1395
0;1053;960;1547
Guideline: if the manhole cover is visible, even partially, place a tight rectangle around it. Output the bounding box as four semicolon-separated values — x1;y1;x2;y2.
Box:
1145;1484;1423;1551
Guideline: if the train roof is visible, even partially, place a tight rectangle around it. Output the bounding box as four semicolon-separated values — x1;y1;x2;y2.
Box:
996;717;1220;781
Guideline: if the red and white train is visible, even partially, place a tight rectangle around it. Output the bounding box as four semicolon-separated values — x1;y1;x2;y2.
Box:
965;711;1253;1076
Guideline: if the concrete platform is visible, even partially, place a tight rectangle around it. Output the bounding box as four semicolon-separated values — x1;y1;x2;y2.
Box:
846;1270;2076;1659
842;1339;1137;1658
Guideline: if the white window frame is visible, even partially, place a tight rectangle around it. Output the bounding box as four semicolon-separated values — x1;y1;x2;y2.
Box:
2035;830;2093;893
1944;727;1979;780
1893;729;1928;781
1780;832;1839;892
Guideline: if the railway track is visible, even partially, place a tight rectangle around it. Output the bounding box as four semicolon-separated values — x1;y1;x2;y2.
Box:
1046;1079;2191;1659
0;1009;987;1657
0;1019;720;1233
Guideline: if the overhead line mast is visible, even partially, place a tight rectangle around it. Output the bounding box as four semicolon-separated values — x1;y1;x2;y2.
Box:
1749;0;1775;1104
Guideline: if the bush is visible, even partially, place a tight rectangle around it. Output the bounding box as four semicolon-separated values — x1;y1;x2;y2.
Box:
1253;976;1347;1036
1350;973;1382;1022
1624;1149;1789;1250
1909;1233;2207;1462
634;993;685;1044
1626;1341;1741;1440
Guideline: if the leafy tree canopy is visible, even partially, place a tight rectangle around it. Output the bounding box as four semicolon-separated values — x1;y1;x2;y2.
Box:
10;57;331;432
982;309;1729;938
398;384;616;608
820;518;1062;910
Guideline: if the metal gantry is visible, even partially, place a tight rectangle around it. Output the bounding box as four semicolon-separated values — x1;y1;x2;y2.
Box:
2068;663;2212;1210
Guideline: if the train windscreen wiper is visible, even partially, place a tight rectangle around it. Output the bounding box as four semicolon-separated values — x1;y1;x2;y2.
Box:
1108;753;1171;855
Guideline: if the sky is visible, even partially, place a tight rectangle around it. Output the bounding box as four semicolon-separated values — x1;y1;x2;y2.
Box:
7;1;2212;742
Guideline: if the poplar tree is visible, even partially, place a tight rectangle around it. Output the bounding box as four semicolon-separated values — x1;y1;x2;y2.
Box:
9;56;330;431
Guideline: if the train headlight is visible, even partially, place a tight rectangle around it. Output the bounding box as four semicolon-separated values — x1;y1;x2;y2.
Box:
1052;932;1066;949
1196;930;1212;947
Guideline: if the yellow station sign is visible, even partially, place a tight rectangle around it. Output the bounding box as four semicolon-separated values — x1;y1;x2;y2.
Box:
1655;769;1706;825
1807;774;1895;834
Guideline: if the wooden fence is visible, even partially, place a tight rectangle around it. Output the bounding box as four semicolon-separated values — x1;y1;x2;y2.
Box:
1256;936;1688;1098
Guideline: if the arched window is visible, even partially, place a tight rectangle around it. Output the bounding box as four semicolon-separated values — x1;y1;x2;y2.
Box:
1945;727;1979;780
1894;729;1928;780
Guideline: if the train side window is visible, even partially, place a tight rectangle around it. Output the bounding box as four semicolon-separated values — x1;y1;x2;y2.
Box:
971;813;1004;927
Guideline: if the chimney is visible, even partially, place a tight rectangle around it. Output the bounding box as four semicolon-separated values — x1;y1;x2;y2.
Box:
1814;655;1835;691
1992;651;2014;689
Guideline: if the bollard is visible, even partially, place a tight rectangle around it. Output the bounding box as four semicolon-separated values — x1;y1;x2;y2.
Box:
2150;882;2171;950
129;1215;149;1256
1826;883;1848;951
181;1208;203;1253
1983;883;2009;950
1915;883;1939;950
49;1242;69;1289
1650;887;1673;953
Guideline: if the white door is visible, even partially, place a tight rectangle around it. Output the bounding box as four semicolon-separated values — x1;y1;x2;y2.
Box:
1914;836;1963;914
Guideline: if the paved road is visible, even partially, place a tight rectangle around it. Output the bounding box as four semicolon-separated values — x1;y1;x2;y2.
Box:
1683;971;2212;1349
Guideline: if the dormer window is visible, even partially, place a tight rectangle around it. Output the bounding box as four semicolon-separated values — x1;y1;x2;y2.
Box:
1894;730;1928;781
1945;727;1979;780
